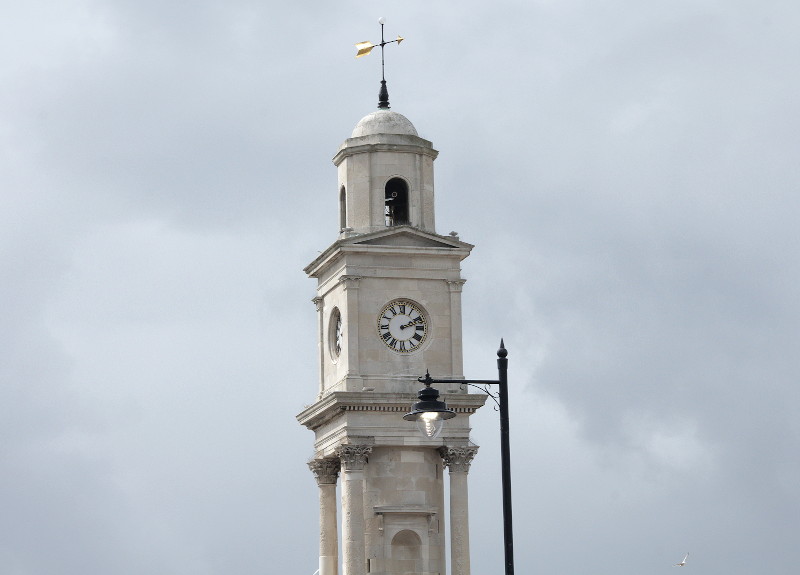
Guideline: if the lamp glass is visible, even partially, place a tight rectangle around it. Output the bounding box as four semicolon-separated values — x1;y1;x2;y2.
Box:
416;411;446;439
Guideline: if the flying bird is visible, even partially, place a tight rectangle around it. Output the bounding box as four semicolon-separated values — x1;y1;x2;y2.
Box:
674;552;689;567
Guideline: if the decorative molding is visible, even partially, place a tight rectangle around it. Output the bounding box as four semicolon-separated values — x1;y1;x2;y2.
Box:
336;444;372;470
438;445;479;473
308;457;341;485
312;296;324;311
333;142;439;167
445;279;467;292
340;404;477;414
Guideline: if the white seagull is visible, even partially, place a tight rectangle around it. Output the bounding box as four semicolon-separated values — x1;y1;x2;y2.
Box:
674;552;689;567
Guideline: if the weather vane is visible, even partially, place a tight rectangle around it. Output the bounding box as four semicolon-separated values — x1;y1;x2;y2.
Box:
355;17;404;109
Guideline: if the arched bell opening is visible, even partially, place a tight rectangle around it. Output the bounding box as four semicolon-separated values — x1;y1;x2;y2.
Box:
384;178;409;226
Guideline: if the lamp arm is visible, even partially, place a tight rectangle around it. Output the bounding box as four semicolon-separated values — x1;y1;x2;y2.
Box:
418;373;501;387
457;382;500;409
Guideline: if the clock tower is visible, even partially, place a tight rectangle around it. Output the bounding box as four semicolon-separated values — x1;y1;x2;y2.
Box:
298;107;486;575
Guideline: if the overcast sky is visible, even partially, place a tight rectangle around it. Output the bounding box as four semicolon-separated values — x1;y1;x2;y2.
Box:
2;1;799;574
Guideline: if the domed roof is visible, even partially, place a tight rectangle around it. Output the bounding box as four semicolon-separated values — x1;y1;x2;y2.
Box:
351;110;418;138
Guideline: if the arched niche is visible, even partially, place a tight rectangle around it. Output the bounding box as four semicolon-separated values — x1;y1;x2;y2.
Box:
391;529;422;561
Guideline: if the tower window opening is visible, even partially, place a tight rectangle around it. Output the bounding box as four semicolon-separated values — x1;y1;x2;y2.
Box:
384;178;409;226
339;186;347;230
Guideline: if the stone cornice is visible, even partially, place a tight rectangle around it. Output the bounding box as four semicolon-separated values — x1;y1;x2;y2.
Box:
296;391;488;432
333;140;439;166
305;241;472;281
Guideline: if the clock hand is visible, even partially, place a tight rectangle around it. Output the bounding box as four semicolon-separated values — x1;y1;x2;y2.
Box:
400;318;423;329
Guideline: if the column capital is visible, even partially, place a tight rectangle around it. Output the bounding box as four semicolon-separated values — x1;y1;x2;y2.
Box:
308;457;341;485
312;296;324;311
339;275;362;290
335;444;372;470
446;279;467;292
439;445;479;473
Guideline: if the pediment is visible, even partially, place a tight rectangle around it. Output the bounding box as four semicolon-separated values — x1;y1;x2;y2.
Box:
305;227;473;278
347;227;470;250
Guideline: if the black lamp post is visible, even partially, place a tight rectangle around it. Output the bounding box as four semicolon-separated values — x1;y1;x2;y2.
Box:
404;340;514;575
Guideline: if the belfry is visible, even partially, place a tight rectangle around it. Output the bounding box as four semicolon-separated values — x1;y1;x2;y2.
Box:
297;27;486;575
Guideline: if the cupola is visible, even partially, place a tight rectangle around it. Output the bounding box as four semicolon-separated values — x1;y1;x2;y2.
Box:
333;109;438;236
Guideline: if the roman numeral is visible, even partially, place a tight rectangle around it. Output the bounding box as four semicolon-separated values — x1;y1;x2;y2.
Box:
412;333;422;342
382;332;392;342
398;304;406;314
380;322;390;330
416;325;425;331
398;340;406;351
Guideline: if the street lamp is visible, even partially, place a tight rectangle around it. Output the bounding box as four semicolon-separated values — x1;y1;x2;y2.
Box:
402;374;456;439
404;340;514;575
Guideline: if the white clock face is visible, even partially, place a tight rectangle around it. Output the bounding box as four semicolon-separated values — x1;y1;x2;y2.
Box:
330;308;342;359
377;300;428;353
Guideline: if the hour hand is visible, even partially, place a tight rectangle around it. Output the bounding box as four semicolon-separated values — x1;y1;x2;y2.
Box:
400;318;422;329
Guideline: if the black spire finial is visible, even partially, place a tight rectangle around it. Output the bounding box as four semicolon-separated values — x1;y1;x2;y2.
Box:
498;339;508;358
354;17;404;109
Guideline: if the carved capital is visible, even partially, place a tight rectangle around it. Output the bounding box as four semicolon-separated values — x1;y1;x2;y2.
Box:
336;444;372;470
446;279;466;292
339;275;362;290
312;296;324;312
308;457;341;485
439;445;479;473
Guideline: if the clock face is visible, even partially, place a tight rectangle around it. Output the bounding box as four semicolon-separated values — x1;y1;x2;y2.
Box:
377;300;428;353
330;308;343;359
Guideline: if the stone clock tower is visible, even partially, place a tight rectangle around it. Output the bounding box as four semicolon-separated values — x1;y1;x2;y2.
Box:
298;107;486;575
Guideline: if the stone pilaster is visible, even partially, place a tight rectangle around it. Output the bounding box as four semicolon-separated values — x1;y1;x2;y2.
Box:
439;445;479;575
309;458;341;575
446;280;467;378
312;296;325;398
339;276;361;389
336;444;372;575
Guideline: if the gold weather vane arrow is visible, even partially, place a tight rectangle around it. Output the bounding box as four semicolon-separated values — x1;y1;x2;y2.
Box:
354;36;404;58
354;17;404;109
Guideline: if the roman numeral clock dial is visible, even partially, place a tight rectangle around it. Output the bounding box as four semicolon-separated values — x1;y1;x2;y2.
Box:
377;300;428;353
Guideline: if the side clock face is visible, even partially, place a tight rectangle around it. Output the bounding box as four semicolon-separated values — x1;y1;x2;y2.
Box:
377;300;428;353
330;308;343;359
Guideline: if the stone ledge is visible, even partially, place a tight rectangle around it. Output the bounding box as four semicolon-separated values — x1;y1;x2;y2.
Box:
374;505;437;516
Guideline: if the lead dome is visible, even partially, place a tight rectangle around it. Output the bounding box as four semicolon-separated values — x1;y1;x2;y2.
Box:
351;110;418;138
